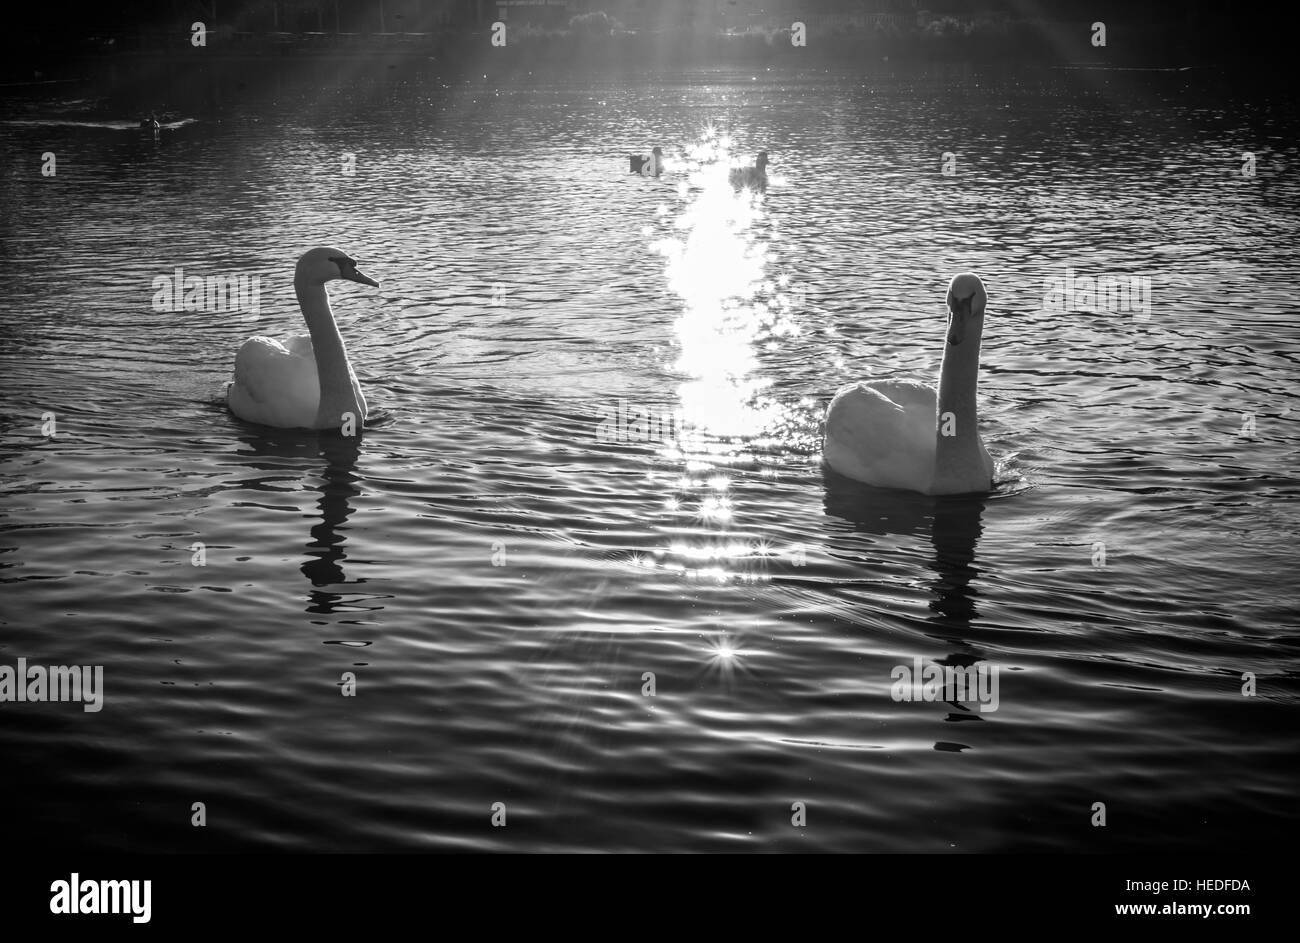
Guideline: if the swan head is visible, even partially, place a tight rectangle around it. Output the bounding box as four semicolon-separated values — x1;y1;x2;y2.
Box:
945;273;986;346
652;146;663;155
296;246;379;288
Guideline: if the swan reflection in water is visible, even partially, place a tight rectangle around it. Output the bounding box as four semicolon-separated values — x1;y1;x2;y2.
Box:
300;435;363;603
823;468;996;727
227;424;375;616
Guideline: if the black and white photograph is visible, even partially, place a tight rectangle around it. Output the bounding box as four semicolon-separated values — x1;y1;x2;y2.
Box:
0;0;1292;920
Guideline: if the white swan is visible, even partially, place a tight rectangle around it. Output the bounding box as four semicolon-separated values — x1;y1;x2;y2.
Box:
226;247;379;430
824;273;994;495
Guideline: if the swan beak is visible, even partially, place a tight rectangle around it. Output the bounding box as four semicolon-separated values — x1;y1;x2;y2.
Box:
345;268;380;288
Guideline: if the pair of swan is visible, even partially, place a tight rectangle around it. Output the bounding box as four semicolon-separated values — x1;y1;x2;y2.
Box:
627;148;769;187
229;252;994;496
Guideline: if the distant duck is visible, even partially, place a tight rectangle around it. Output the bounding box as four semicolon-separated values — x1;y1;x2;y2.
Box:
628;146;663;177
823;273;995;495
730;151;768;189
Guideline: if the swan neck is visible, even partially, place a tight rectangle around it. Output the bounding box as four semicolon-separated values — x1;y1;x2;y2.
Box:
935;317;984;465
296;276;358;429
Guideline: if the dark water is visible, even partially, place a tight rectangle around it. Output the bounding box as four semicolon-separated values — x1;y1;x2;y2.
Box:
1;65;1298;852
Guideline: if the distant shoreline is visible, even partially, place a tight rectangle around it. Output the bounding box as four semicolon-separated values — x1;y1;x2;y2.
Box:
0;15;1271;85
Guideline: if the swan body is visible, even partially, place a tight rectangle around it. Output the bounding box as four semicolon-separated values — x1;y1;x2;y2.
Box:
226;247;379;431
824;273;995;495
730;151;768;189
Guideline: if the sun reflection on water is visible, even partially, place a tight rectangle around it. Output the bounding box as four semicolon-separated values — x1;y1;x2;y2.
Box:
704;630;761;682
651;130;803;441
635;127;816;584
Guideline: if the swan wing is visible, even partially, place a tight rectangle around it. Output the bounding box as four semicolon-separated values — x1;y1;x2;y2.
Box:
824;379;937;491
227;334;320;428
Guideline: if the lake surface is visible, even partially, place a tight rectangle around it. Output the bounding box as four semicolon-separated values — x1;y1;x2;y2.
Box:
2;64;1298;852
